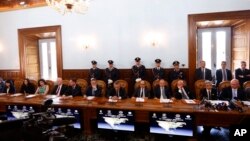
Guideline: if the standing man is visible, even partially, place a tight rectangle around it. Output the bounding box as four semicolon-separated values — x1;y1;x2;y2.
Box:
169;61;185;83
105;60;120;86
89;60;102;81
216;61;232;87
195;60;212;81
152;59;165;81
235;61;250;87
131;57;146;82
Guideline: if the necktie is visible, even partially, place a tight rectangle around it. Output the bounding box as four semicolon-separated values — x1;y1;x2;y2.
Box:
160;87;166;99
181;88;189;99
233;89;237;99
202;68;205;80
207;90;210;100
140;88;144;98
116;89;120;97
56;85;61;96
222;69;227;81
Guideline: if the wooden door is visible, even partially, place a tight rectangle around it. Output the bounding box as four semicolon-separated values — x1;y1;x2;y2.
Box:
232;20;250;77
24;36;40;80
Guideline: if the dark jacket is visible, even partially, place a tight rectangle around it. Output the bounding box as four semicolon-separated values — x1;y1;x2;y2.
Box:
200;88;218;100
20;83;36;94
220;87;246;101
133;87;150;98
89;68;102;80
195;68;212;81
3;85;16;94
86;85;102;97
65;84;82;97
169;69;185;83
51;84;68;95
235;68;250;86
152;67;165;81
216;69;232;86
153;85;171;99
105;67;120;84
131;65;146;81
174;86;194;100
107;87;127;99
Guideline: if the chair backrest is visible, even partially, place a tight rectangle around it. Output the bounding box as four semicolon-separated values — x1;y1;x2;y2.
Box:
96;80;106;97
171;79;186;93
243;81;250;89
218;81;231;93
134;80;151;91
114;80;128;94
152;79;169;89
77;79;88;95
14;79;23;93
62;80;69;86
29;79;37;90
45;80;55;94
194;79;206;100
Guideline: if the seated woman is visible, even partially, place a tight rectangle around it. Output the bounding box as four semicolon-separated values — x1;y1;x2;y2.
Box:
20;78;36;94
3;79;15;94
35;79;49;95
107;81;127;99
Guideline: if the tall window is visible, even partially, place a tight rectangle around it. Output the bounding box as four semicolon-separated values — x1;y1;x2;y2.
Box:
39;39;57;81
197;27;231;76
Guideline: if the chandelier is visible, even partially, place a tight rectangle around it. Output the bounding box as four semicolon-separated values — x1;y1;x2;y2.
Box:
46;0;90;15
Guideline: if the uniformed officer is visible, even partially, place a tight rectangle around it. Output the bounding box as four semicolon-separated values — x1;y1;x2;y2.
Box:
89;60;102;80
131;57;146;82
105;60;120;86
152;59;165;81
169;61;185;83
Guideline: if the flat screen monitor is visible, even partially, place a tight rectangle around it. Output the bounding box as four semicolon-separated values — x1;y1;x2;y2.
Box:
52;107;82;129
150;112;194;137
97;109;135;132
6;105;38;120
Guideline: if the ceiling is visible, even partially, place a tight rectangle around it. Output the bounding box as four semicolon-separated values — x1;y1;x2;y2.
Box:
196;19;245;28
0;0;46;12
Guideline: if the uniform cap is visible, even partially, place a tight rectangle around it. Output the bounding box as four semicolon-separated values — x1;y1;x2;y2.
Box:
173;61;180;66
155;59;161;63
135;57;141;62
108;60;113;64
91;60;97;65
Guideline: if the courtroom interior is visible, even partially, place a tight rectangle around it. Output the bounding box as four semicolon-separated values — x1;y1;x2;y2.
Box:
1;0;250;141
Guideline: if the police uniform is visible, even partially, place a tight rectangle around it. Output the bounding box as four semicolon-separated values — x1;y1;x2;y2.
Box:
152;59;165;80
131;57;146;82
169;61;185;83
105;60;120;85
89;60;102;80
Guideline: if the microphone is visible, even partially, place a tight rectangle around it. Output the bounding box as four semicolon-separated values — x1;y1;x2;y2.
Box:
229;99;243;112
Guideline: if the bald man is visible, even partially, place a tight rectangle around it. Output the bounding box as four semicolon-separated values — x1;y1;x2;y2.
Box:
52;77;68;96
220;79;245;101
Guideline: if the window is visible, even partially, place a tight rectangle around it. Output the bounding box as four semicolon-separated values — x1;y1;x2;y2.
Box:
197;27;231;76
39;39;57;81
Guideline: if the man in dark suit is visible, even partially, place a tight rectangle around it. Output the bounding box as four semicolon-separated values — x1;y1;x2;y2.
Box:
235;61;250;87
89;60;102;80
105;60;120;86
132;80;150;98
169;61;185;83
86;78;102;97
65;78;82;97
220;79;246;101
152;59;165;81
200;80;218;100
131;57;146;82
216;61;232;87
153;79;171;99
195;60;212;81
107;81;126;99
51;77;68;96
174;80;194;100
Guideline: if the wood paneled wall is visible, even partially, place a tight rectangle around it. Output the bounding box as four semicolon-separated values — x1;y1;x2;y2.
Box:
0;70;21;80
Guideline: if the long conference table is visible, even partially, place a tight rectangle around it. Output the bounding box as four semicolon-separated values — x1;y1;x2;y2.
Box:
0;93;250;137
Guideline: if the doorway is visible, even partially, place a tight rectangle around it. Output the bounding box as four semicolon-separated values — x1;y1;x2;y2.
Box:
18;25;62;80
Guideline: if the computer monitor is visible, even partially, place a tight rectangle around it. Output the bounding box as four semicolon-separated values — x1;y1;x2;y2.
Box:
6;105;38;120
97;109;135;132
150;112;194;137
52;107;82;129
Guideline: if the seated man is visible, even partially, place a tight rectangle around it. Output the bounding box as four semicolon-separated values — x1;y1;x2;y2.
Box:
107;81;127;99
200;80;218;100
86;78;102;97
65;78;82;97
220;79;245;101
174;80;194;100
132;80;150;99
153;79;171;99
51;77;68;96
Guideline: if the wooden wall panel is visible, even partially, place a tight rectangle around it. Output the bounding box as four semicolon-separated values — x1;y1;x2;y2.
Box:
0;70;21;80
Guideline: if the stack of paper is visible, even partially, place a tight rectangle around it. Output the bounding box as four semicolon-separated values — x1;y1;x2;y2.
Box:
136;98;145;102
184;99;196;104
160;99;173;103
242;101;250;106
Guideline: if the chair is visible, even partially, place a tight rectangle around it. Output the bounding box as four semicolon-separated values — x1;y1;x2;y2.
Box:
96;80;107;97
114;80;129;94
171;79;186;93
194;80;206;100
77;79;88;95
45;80;55;94
29;79;38;90
62;80;69;86
218;81;231;93
134;80;151;91
152;79;169;89
243;81;250;89
14;79;23;93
